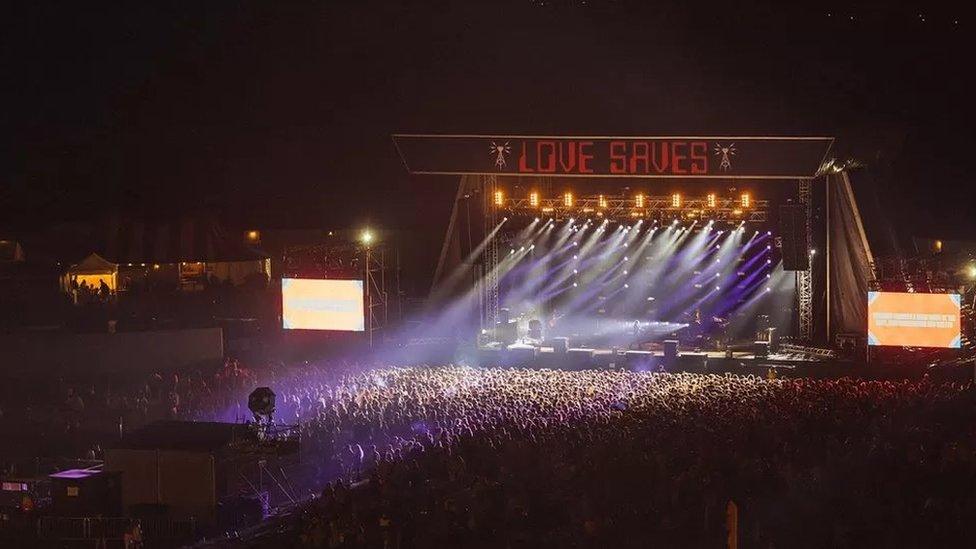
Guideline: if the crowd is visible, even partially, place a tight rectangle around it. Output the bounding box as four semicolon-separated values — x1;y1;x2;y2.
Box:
236;365;976;548
0;358;264;468
6;360;976;546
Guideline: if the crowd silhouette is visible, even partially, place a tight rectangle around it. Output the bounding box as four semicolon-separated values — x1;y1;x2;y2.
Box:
248;365;976;548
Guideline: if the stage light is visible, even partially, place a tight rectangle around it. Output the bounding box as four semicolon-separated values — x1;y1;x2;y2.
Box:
671;193;681;208
740;193;751;208
715;273;720;277
635;193;645;208
573;255;578;259
766;231;772;236
494;190;504;206
624;270;628;275
599;194;608;208
647;297;655;301
360;229;374;245
809;249;817;256
534;217;540;222
624;256;629;261
564;192;574;207
530;191;539;207
624;283;629;288
703;193;716;208
967;264;976;279
573;269;578;274
766;245;771;250
715;286;721;291
573;282;578;288
733;209;743;216
766;274;771;278
246;230;260;242
766;259;772;264
766;287;772;292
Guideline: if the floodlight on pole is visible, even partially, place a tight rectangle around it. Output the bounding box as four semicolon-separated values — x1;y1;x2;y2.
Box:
361;229;374;245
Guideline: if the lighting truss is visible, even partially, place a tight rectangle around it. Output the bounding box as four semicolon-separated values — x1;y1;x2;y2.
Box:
797;179;813;342
500;195;768;222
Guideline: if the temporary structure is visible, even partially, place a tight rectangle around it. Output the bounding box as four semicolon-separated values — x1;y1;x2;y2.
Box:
63;252;118;295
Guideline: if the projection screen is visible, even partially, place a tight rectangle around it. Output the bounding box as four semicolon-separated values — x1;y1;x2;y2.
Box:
282;278;365;331
867;291;961;348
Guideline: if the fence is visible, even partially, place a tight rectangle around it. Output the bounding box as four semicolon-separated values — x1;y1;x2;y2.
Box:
37;516;197;542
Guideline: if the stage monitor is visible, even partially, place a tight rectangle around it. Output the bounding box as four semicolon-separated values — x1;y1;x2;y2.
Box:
282;278;365;331
867;292;961;348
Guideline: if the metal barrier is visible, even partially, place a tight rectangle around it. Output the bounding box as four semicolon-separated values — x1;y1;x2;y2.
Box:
37;516;197;542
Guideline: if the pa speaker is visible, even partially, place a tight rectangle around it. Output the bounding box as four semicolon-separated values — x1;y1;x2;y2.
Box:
779;205;809;271
552;337;569;354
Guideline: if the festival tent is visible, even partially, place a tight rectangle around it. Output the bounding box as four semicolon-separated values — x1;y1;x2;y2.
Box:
62;252;118;294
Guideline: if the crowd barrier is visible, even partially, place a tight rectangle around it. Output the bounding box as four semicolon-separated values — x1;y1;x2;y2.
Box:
36;516;197;542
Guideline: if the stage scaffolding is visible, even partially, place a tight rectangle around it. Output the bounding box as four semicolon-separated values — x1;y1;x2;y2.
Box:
365;245;389;347
797;179;814;341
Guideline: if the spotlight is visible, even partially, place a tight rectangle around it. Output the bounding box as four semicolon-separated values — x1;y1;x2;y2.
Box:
766;245;771;250
573;242;579;246
766;259;772;264
766;274;770;278
360;229;374;245
534;217;540;222
707;193;717;208
809;249;817;256
624;256;629;261
530;191;540;207
624;283;629;288
967;264;976;279
740;193;751;208
715;273;720;278
563;192;574;207
573;269;578;274
503;217;508;222
766;231;772;236
671;193;681;208
494;190;504;206
599;194;608;208
573;255;578;259
635;193;645;208
624;270;628;275
715;286;721;291
573;282;578;288
766;287;772;292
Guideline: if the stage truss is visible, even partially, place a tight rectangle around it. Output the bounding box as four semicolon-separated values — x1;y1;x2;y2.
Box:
501;195;768;223
797;179;813;341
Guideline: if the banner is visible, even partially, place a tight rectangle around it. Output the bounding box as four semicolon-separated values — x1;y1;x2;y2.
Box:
393;134;833;179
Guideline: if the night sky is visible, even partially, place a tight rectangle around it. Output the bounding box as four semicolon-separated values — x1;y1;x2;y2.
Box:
3;1;973;241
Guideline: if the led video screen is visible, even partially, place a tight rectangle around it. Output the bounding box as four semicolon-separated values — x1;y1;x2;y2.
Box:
867;292;961;348
282;278;364;331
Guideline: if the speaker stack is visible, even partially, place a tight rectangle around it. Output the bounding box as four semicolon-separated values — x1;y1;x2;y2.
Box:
779;204;810;271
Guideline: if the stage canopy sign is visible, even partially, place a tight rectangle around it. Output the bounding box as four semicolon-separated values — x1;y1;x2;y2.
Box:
393;134;833;179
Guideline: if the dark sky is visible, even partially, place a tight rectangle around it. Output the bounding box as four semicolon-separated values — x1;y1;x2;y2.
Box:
3;1;973;239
